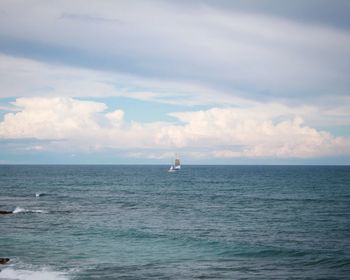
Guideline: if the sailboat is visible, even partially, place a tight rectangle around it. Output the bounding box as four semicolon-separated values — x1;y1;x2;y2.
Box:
168;155;181;172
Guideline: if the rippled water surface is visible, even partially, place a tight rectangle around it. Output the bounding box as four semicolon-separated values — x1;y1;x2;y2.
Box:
0;165;349;279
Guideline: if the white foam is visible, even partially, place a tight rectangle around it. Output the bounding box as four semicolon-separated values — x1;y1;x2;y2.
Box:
13;207;25;213
32;209;47;213
0;267;69;280
35;193;46;197
13;207;47;214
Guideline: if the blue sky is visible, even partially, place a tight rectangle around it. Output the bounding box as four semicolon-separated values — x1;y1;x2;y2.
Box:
0;0;349;164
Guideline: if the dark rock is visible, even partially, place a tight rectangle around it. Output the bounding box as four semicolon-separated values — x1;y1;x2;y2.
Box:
0;211;13;215
0;258;10;264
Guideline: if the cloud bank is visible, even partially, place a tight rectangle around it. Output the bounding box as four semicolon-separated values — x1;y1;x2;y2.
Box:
1;97;349;160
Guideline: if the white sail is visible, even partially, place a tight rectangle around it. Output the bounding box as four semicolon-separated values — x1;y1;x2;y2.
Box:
168;165;176;172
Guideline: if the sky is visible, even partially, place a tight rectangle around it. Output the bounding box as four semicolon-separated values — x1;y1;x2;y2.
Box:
0;0;350;164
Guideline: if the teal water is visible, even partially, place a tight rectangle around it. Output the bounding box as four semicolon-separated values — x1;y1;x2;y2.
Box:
0;165;349;279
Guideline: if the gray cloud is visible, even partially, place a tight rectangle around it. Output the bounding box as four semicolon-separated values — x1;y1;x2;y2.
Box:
0;0;349;107
171;0;350;30
59;12;123;24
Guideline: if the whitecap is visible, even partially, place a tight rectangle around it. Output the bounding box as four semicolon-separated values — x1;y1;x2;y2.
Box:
13;207;48;214
0;267;69;280
12;206;25;213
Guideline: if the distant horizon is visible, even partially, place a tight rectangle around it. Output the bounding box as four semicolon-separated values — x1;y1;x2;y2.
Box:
1;163;349;166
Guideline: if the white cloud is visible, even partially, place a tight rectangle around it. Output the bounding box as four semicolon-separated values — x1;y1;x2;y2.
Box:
0;97;349;159
0;97;106;139
161;108;350;158
105;110;124;127
24;145;46;151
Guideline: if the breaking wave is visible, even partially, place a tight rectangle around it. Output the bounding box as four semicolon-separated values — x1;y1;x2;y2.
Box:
35;193;46;197
0;267;69;280
13;207;48;214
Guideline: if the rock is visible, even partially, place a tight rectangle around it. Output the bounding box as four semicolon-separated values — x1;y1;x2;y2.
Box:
0;258;9;264
0;211;13;215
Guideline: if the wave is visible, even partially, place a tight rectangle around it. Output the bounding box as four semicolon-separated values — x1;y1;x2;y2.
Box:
35;193;46;197
13;207;48;214
0;267;69;280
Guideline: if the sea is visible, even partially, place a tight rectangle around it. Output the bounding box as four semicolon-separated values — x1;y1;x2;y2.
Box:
0;165;349;280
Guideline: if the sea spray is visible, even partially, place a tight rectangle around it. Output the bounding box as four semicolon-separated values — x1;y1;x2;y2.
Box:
0;267;69;280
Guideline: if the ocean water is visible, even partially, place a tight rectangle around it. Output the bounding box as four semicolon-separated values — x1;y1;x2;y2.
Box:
0;165;349;280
